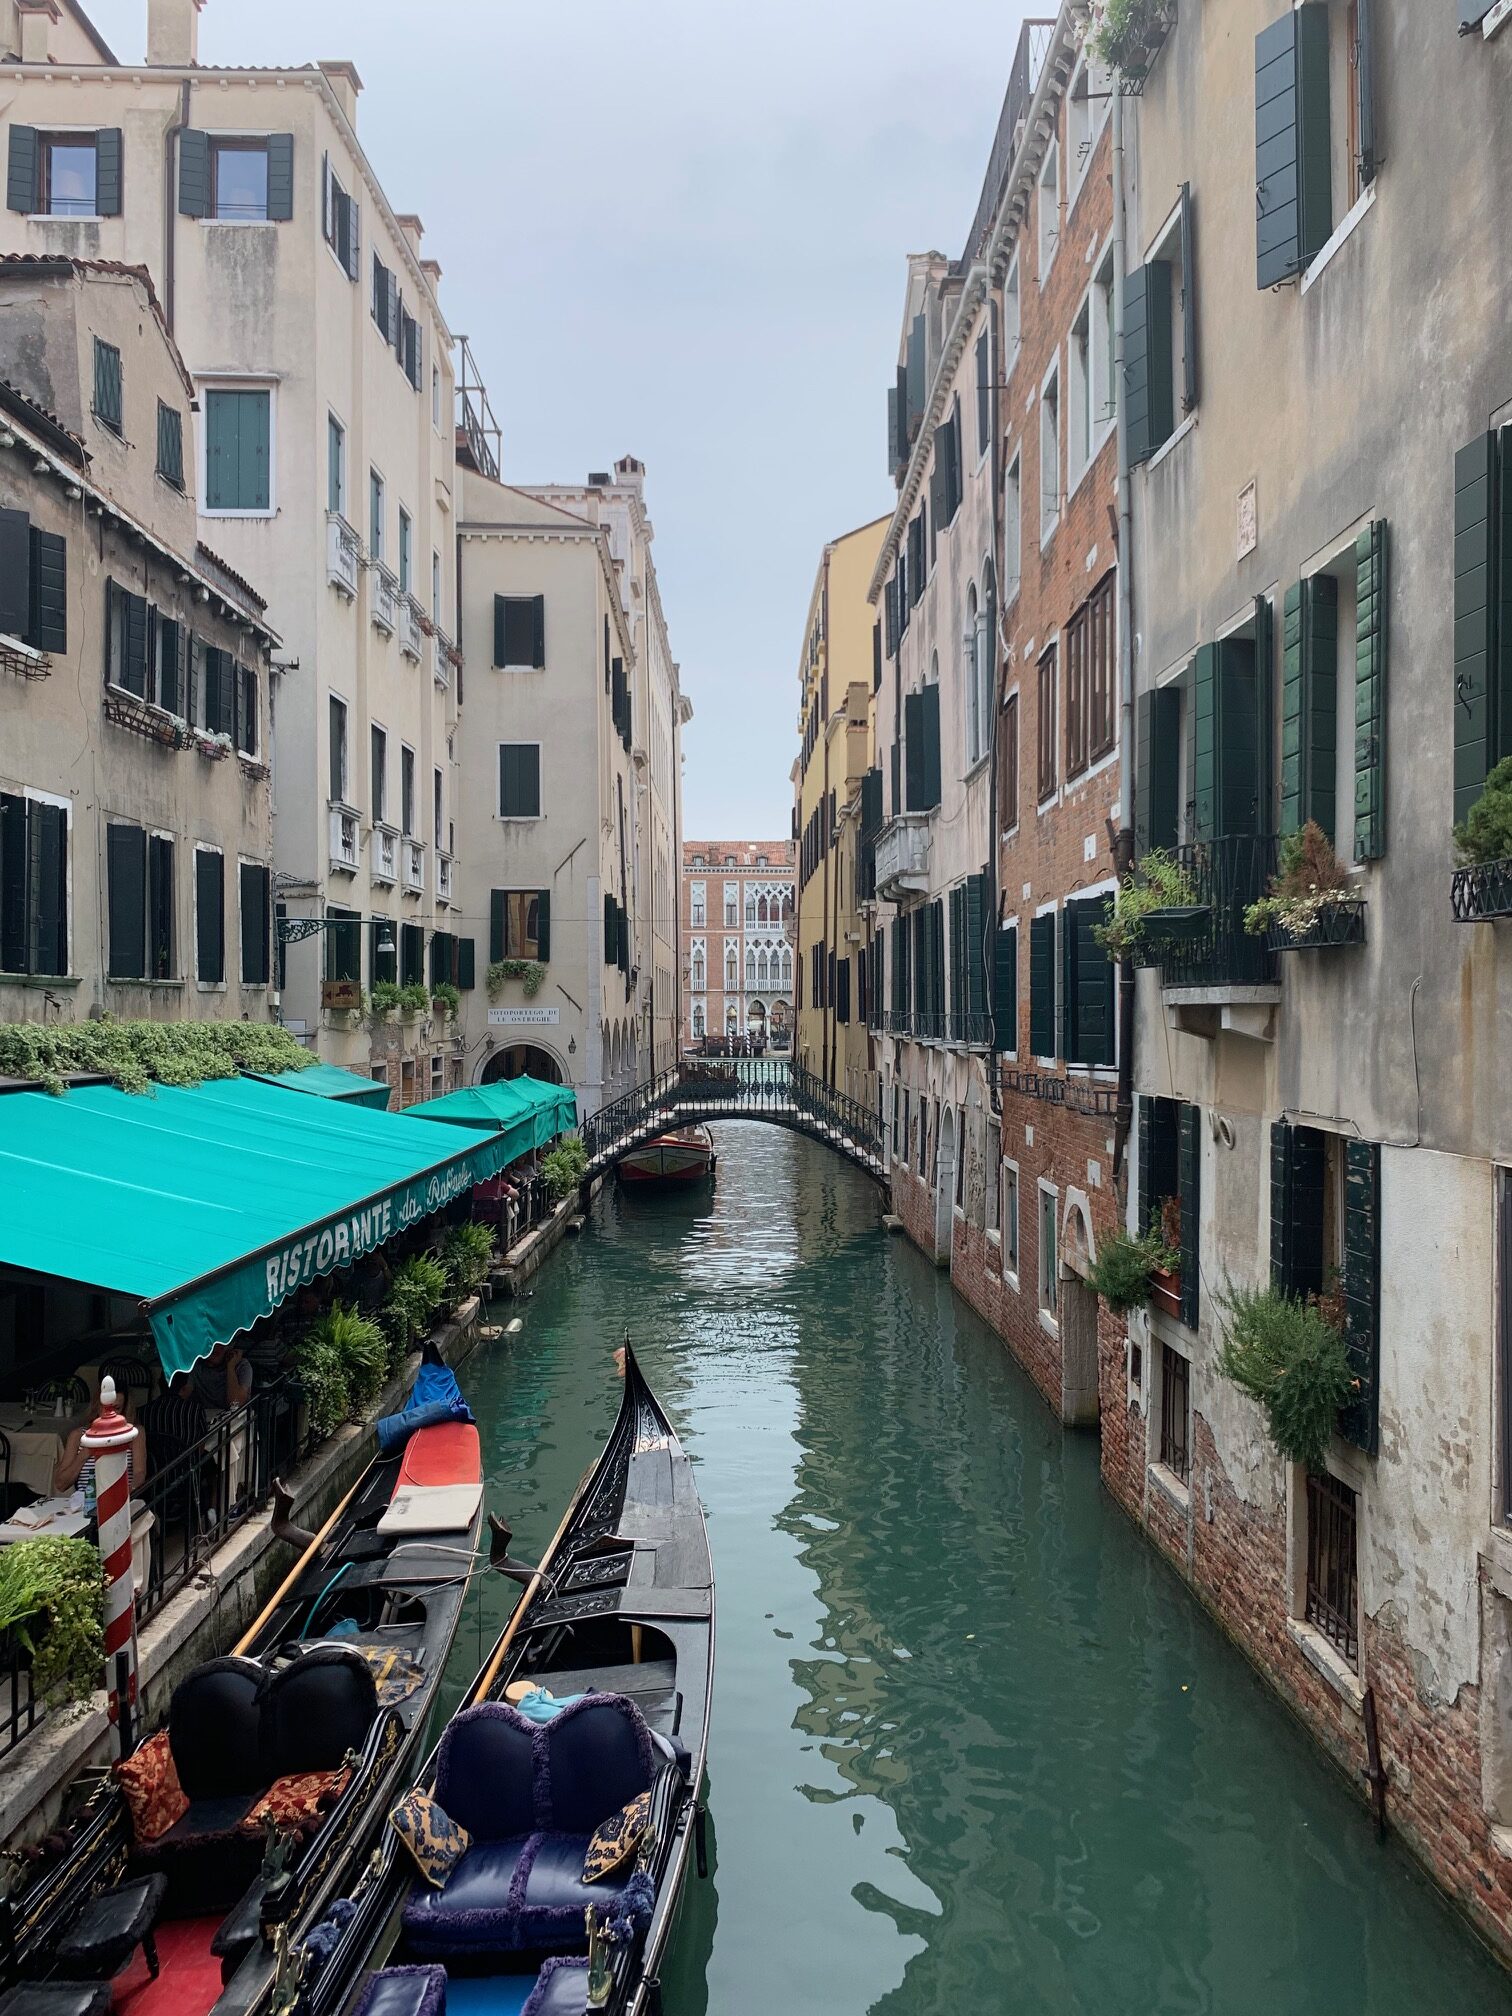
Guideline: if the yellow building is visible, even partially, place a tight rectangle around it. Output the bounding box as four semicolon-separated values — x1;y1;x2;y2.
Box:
793;516;887;1103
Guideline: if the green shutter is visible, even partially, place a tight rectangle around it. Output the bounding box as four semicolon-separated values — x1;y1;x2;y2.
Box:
536;889;551;962
1178;1104;1201;1328
489;890;506;962
1453;434;1497;825
178;129;209;218
458;938;476;991
157;619;181;717
1191;643;1220;841
616;908;630;975
1354;521;1388;859
1125;260;1173;466
1280;583;1305;835
603;893;617;966
1269;1121;1294;1291
265;134;295;221
1060;895;1075;1061
1029;911;1056;1058
7;126;38;213
993;923;1017;1053
965;872;987;1017
96;129;123;216
532;595;546;669
121;591;149;698
1075;898;1114;1067
1340;1139;1381;1455
195;848;224;983
157;402;184;488
0;794;26;973
1137;1096;1152;1236
904;690;925;809
0;510;29;639
1280;574;1339;840
1270;1121;1326;1300
921;683;942;808
492;597;508;668
905;313;926;428
32;803;66;978
93;341;122;433
1179;182;1198;414
107;824;146;979
240;862;269;986
1255;5;1332;290
1136;686;1182;856
1192;640;1262;841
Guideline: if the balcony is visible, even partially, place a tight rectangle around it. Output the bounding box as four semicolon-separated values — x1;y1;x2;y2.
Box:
371;564;398;637
947;1010;993;1049
326;513;360;598
329;805;359;873
1451;857;1512;922
437;852;454;906
1155;834;1280;1038
400;595;424;662
874;813;932;900
433;628;456;691
403;838;425;893
372;823;399;886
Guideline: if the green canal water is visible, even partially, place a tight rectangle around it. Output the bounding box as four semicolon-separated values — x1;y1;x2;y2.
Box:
440;1123;1512;2014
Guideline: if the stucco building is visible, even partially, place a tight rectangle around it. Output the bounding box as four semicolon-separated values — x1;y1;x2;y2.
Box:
681;841;794;1052
0;256;277;1022
2;0;464;1106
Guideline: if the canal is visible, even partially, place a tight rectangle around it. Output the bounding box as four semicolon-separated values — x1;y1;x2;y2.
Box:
443;1123;1512;2014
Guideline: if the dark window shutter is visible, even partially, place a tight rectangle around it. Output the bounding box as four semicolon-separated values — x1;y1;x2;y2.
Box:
1279;573;1338;839
993;923;1017;1053
1075;897;1114;1067
195;848;224;983
1136;686;1183;857
1270;1121;1325;1299
458;938;476;991
975;330;991;458
429;929;448;986
531;594;546;668
1178;1104;1201;1328
240;861;269;986
370;918;397;986
1137;1096;1152;1236
1355;0;1377;188
0;508;30;639
7;125;38;213
156;402;184;487
96;129;123;216
400;921;424;987
28;528;65;654
603;893;617;965
1124;260;1173;466
27;802;65;977
492;596;508;667
905;313;926;428
1255;5;1332;289
1453;433;1498;826
616;907;630;975
93;340;122;433
265;133;294;221
1192;640;1261;841
147;834;173;979
107;823;147;979
1178;182;1198;414
157;618;181;717
536;889;551;962
123;592;150;698
1269;1121;1292;1289
904;690;925;810
966;872;988;1017
489;890;506;962
921;682;942;808
1340;1139;1381;1454
178;129;209;218
240;663;258;755
1354;520;1388;859
887;385;902;474
1029;911;1056;1057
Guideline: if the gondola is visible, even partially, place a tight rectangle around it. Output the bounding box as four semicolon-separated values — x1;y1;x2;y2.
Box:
1;1351;486;2016
288;1343;713;2016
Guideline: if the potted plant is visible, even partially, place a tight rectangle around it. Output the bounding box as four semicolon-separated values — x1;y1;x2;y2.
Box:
486;959;547;1000
382;1254;451;1359
438;1221;495;1301
1148;1194;1184;1318
1088;0;1178;80
397;981;430;1019
0;1536;105;1711
1095;849;1204;965
1243;822;1366;949
431;981;461;1020
1216;1283;1356;1471
369;979;402;1020
542;1137;589;1203
1087;1214;1181;1316
1452;757;1512;920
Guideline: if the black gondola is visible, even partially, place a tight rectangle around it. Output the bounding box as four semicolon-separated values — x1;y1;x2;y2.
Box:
289;1343;714;2016
0;1353;486;2016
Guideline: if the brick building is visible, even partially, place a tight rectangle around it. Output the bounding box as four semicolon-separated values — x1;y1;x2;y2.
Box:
681;841;794;1052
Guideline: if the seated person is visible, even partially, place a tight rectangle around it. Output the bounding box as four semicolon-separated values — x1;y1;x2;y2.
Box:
52;1385;147;1497
141;1372;208;1451
190;1341;253;1414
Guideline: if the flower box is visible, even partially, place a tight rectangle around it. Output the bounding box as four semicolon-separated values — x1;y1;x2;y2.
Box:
1149;1264;1183;1321
1268;900;1367;951
1143;904;1210;945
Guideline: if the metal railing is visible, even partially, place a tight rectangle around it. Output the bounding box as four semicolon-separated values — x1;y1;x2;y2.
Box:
581;1058;883;1176
1158;834;1279;990
1450;857;1512;922
400;596;424;662
0;1632;43;1759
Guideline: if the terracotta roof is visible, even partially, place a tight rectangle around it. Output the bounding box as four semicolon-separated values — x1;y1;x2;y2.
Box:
0;376;87;466
196;543;269;615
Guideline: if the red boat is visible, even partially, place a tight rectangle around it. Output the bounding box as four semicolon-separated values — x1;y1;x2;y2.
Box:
617;1123;716;1187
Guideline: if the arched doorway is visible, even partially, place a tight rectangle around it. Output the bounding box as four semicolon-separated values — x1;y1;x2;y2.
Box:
1058;1191;1101;1427
934;1104;956;1266
747;998;766;1039
481;1043;564;1086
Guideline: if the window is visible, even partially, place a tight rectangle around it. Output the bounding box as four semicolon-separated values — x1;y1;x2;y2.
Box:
1069;299;1094;481
690;882;706;927
321;154;360;277
1129;189;1195;465
369;469;385;565
105;824;173;982
974;329;991;462
918;1097;929;1177
1038;1185;1058;1315
691;1004;705;1039
725;942;739;989
498;744;541;819
1159;1343;1191;1484
1003;255;1021;372
1254;8;1333;288
328;415;345;517
984;1122;1001;1235
371;725;388;824
489;889;551;962
1304;1470;1359;1670
433;767;444;851
237;662;259;758
322;906;362;987
1037;643;1058;801
1003;454;1022;605
1002;690;1020;831
40;132;102;216
329;695;349;804
433;551;443;625
0;512;67;656
0;793;67;977
690;944;706;990
1065;574;1116;778
1068;53;1112;193
1039;365;1060;543
400;310;421;392
493;595;546;670
93;339;122;436
399;508;412;595
402;747;416;837
432;363;441;430
1037;138;1059;279
211;137;270;221
153;615;183;716
156;403;184;489
1069;259;1117;484
1003;1163;1020;1276
203;387;271;512
724;884;738;928
400;922;425;989
195;846;225;984
964;583;983;768
239;861;270;986
1500;1173;1512;1526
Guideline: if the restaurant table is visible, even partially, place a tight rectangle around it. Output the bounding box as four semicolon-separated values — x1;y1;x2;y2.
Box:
0;1402;74;1497
0;1494;155;1592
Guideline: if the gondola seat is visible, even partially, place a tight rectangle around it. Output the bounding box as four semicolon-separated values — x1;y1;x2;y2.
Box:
353;1967;447;2016
401;1696;653;1958
520;1958;589;2016
53;1873;167;1981
0;1986;113;2016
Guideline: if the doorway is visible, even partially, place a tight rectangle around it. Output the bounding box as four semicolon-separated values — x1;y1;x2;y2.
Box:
934;1104;956;1267
481;1044;564;1086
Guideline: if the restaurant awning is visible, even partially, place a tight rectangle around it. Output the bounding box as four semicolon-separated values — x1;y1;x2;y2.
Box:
0;1076;511;1377
249;1063;392;1111
407;1077;577;1161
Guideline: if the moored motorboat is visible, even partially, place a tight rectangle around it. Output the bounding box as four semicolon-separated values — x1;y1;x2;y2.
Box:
1;1352;486;2016
616;1125;715;1188
290;1343;714;2016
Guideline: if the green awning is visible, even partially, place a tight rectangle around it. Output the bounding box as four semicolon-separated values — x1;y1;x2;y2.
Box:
0;1076;509;1377
407;1077;577;1160
250;1063;391;1110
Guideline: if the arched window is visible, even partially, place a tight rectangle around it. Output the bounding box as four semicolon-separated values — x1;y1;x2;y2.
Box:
726;945;739;989
781;948;793;988
691;949;705;990
757;950;769;989
725;1004;738;1031
746;949;757;989
964;582;981;764
692;1004;705;1038
977;557;995;753
745;891;757;926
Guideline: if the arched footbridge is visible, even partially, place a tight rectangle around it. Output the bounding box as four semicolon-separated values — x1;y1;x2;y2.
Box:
581;1059;886;1189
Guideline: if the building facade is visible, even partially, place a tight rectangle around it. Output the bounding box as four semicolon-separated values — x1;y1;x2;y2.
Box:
0;257;278;1024
1114;0;1512;1958
2;0;465;1107
681;841;794;1052
793;517;887;1101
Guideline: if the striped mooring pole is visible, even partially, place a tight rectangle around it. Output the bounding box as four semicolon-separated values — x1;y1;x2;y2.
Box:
82;1377;140;1736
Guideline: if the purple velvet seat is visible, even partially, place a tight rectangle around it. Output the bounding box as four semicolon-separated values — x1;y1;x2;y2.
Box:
520;1958;588;2016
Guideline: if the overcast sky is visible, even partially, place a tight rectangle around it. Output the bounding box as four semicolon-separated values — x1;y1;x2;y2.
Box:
87;0;1035;839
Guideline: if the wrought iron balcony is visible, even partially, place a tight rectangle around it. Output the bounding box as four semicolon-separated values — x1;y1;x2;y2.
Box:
403;839;425;892
328;805;359;873
947;1009;993;1048
371;564;398;637
326;513;360;598
1156;834;1279;992
1267;901;1367;952
1451;858;1512;922
875;814;931;900
400;595;424;662
372;824;399;886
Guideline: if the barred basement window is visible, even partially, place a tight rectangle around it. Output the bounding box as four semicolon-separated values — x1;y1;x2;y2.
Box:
1159;1343;1190;1484
1305;1470;1359;1670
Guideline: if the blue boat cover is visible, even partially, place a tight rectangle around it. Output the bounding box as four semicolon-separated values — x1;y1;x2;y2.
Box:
376;1360;475;1454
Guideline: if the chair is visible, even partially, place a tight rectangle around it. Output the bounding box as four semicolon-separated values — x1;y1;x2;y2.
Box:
0;1431;38;1521
258;1646;377;1779
401;1694;656;1959
99;1358;155;1407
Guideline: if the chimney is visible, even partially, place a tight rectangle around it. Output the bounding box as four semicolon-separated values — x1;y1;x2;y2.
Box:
17;0;60;63
147;0;205;66
317;61;364;126
395;213;424;258
421;256;443;289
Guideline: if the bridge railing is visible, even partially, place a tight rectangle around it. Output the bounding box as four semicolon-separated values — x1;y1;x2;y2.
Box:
580;1058;882;1173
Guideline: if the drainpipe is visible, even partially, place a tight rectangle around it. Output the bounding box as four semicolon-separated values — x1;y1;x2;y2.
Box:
164;80;190;334
1111;81;1136;1187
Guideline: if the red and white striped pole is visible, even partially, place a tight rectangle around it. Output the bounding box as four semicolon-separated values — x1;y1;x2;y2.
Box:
82;1377;139;1736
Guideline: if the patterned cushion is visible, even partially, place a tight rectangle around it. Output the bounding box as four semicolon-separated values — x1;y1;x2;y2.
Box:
238;1768;352;1840
581;1789;649;1884
389;1789;471;1888
115;1731;188;1847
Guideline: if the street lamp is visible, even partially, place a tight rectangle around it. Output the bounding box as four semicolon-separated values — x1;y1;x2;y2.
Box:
277;915;395;953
